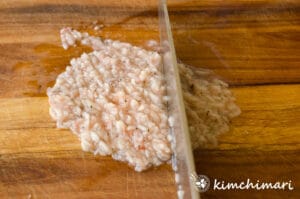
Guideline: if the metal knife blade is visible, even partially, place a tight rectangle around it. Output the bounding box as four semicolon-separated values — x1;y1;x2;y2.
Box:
158;1;199;198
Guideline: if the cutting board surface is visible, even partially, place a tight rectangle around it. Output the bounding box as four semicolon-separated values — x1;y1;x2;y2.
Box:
0;1;176;199
168;0;300;198
0;0;300;199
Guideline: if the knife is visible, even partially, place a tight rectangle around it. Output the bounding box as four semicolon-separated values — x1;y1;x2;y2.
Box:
158;1;200;198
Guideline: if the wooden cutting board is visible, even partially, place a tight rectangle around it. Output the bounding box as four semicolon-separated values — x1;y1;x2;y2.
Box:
0;0;299;199
0;1;176;199
168;0;300;199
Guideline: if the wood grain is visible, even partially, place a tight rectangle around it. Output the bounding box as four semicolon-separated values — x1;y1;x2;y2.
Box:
169;0;300;85
0;0;299;199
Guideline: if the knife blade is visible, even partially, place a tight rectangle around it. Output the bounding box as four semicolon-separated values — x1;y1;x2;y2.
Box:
158;1;199;198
